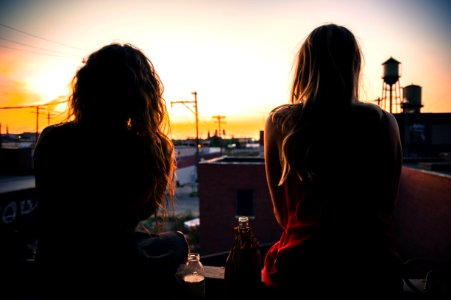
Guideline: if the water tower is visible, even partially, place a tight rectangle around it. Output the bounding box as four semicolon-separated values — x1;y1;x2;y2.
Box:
381;57;402;113
402;84;423;113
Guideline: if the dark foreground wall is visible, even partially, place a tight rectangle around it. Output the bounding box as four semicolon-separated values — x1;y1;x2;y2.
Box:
0;188;38;263
0;148;34;175
394;167;451;262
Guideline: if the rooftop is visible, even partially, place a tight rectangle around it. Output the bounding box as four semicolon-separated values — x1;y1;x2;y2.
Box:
1;158;450;298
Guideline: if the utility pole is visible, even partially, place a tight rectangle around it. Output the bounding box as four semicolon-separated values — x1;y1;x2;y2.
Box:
35;105;39;142
193;91;199;165
0;104;42;143
212;115;226;138
0;98;68;143
171;91;200;166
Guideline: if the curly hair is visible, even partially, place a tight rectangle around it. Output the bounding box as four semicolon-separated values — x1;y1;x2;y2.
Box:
276;24;362;185
69;43;175;216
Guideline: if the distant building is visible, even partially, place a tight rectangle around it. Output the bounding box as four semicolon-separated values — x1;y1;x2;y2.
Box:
394;112;451;159
175;146;221;186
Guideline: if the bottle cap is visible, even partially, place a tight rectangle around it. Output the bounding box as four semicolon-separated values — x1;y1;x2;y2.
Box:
238;216;249;223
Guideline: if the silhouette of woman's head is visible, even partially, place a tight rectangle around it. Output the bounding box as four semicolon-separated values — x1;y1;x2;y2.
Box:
69;43;174;215
291;24;361;110
275;24;362;184
70;43;167;133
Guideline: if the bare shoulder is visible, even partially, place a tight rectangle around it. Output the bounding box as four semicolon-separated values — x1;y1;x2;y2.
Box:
384;110;400;132
266;104;297;130
351;102;385;119
264;111;280;144
264;104;294;150
35;122;78;153
39;122;75;141
352;102;399;133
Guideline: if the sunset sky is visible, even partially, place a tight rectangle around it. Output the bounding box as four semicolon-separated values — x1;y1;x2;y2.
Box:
1;0;450;140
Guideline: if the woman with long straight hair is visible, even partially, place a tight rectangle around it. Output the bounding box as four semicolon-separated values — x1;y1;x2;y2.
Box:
262;24;403;297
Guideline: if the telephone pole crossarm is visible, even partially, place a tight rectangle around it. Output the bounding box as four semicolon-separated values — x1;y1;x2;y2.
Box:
170;91;200;166
0;99;68;142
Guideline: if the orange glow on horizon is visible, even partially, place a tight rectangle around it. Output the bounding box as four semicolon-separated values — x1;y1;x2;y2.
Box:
170;115;264;140
1;0;450;137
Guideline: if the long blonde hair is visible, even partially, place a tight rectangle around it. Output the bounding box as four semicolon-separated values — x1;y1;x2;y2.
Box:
276;24;362;185
69;43;175;216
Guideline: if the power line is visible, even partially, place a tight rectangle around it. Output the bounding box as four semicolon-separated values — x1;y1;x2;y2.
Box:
0;37;79;57
0;99;68;110
0;23;85;51
0;104;38;109
0;44;75;58
0;99;68;142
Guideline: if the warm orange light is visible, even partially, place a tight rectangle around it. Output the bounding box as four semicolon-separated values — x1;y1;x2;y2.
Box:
1;0;450;136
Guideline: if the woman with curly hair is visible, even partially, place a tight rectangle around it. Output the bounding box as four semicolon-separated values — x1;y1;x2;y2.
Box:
34;43;187;298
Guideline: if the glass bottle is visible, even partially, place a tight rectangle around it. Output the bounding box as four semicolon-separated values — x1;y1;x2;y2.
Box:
182;253;205;299
224;216;262;298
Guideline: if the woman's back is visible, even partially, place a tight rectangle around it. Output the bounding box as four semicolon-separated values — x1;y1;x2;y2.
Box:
34;122;158;298
309;102;400;213
35;122;153;263
264;102;403;297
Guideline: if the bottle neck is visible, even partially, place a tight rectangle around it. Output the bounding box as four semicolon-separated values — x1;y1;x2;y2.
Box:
188;253;200;262
238;216;250;231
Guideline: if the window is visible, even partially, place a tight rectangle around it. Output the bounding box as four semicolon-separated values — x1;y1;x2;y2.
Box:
236;189;254;217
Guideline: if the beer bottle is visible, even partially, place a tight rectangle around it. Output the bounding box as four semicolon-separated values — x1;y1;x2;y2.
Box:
182;253;205;300
224;216;262;298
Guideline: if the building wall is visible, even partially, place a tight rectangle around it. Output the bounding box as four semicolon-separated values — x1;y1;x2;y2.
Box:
394;113;451;158
0;148;34;175
198;157;282;255
393;167;451;262
199;157;451;265
0;188;38;263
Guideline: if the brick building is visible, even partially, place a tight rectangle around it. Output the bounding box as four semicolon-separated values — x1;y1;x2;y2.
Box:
198;156;282;255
